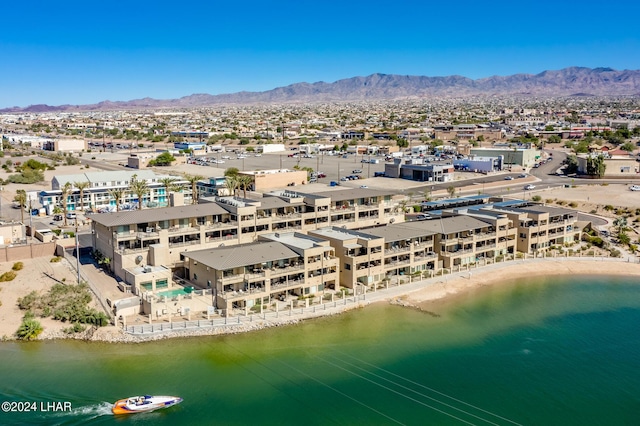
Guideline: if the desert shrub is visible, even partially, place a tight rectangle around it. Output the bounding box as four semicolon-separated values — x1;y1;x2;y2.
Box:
50;256;62;263
604;205;614;211
0;271;17;282
16;313;43;341
12;262;24;271
63;323;87;334
531;195;542;202
17;291;39;310
545;199;554;204
569;201;578;208
557;200;567;206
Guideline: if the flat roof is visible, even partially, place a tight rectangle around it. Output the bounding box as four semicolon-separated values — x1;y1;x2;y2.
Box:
363;223;437;241
310;187;392;202
400;215;492;234
90;203;229;227
185;241;300;270
259;231;328;251
310;226;379;241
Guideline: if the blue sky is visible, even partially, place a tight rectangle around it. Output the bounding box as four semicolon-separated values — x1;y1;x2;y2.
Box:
2;0;639;108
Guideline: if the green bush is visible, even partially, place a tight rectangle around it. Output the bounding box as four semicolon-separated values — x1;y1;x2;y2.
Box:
0;271;17;282
12;262;24;271
50;256;62;263
63;323;87;334
16;315;43;340
17;291;39;310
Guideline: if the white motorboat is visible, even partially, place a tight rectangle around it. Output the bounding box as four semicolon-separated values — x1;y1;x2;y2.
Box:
112;395;182;415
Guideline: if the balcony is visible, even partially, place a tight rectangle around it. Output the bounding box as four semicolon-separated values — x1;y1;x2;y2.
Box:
440;248;475;257
275;212;302;219
114;231;136;241
203;221;238;230
384;258;411;267
117;246;150;255
217;274;244;285
270;279;305;291
270;264;305;276
386;245;412;254
168;226;199;235
137;231;160;239
218;287;266;300
332;205;356;212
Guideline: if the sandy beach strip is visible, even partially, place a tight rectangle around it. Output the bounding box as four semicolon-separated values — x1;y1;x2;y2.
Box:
399;258;640;306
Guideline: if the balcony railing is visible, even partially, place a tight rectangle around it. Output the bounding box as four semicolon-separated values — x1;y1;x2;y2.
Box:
137;231;160;239
168;226;199;234
118;246;150;254
204;221;238;230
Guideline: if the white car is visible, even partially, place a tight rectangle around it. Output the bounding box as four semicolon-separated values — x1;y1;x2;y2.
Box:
524;184;535;190
630;185;640;191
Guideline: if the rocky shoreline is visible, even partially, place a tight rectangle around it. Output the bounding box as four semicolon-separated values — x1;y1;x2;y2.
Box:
31;300;371;343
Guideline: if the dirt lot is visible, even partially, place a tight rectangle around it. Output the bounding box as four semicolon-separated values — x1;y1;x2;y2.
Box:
0;256;81;339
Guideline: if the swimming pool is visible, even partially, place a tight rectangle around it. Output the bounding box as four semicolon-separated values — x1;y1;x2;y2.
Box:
156;287;193;298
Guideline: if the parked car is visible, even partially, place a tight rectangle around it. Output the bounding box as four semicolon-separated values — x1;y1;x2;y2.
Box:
66;212;77;219
352;169;362;174
504;176;514;180
630;185;640;191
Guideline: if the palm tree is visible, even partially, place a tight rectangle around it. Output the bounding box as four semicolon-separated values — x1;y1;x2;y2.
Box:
225;175;239;197
59;182;72;226
107;188;126;212
158;177;178;206
184;174;204;204
613;216;627;234
13;189;27;224
73;181;90;213
237;175;253;199
129;174;149;210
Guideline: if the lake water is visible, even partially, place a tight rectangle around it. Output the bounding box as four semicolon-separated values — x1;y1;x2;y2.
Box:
1;274;639;425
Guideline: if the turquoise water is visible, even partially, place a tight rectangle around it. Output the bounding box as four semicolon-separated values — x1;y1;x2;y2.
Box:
156;287;190;298
1;274;640;425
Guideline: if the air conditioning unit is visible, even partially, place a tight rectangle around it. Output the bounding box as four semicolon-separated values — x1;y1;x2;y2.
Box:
143;266;152;273
146;227;154;233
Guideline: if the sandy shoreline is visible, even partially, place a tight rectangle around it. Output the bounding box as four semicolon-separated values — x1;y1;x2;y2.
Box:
46;259;640;342
400;258;640;306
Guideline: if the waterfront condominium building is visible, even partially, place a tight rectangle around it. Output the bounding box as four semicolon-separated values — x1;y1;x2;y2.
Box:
91;187;405;290
178;232;339;313
486;204;583;253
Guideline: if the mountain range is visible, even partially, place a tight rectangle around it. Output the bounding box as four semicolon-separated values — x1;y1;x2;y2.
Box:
4;67;640;112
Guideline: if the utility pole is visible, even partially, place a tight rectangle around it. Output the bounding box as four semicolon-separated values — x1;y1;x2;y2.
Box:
75;215;80;284
28;199;33;242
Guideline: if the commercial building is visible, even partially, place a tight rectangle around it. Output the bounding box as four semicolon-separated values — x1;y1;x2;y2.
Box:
384;158;455;182
42;138;87;152
239;169;308;191
40;170;192;213
470;146;540;168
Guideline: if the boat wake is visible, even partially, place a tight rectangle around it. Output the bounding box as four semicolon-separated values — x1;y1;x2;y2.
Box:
67;402;114;419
